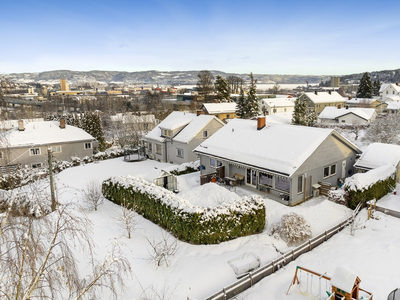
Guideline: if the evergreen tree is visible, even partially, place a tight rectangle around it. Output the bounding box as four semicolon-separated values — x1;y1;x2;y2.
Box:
214;75;231;103
292;96;308;126
373;80;381;96
235;87;247;118
356;72;373;98
246;72;259;118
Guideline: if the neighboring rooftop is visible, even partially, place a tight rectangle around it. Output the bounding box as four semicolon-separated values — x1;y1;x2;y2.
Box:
1;121;96;148
202;102;237;114
260;98;295;107
318;107;376;121
354;142;400;170
303;91;345;104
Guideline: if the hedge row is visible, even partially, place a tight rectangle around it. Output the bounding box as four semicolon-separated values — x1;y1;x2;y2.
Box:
102;176;266;244
344;168;396;209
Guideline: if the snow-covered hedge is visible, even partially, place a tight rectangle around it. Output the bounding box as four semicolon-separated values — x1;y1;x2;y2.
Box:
344;165;396;209
102;175;266;245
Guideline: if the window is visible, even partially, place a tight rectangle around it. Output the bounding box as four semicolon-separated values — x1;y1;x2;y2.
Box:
284;108;287;112
341;120;345;123
275;177;290;193
156;144;162;155
84;142;92;149
226;114;230;119
51;145;62;153
203;130;208;138
177;148;184;158
30;148;41;156
163;129;172;137
32;163;42;169
297;176;303;193
0;152;2;159
148;143;153;153
210;157;216;167
259;172;273;187
324;164;337;178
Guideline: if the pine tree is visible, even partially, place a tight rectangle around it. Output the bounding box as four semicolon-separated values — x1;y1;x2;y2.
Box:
373;80;381;96
235;87;247;118
292;96;308;125
356;72;373;98
214;75;231;103
246;72;259;118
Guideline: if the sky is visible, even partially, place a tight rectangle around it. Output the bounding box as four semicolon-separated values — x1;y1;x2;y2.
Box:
1;0;400;76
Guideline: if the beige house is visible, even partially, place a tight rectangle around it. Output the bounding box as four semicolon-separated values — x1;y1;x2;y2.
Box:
0;120;97;168
298;91;346;114
200;102;238;123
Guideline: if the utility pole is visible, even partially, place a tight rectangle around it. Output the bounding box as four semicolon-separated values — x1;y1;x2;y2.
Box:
47;148;56;211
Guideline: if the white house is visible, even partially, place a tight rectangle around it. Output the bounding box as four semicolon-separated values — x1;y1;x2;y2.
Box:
259;98;295;115
379;83;400;102
386;101;400;114
194;117;361;206
142;111;224;164
318;107;377;124
0;120;97;168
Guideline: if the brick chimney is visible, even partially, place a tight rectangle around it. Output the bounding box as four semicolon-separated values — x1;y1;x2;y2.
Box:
60;118;66;129
396;82;399;86
257;116;266;130
328;90;332;95
314;91;318;95
196;109;203;116
18;120;24;131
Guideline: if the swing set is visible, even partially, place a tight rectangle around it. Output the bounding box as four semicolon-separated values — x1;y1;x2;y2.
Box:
287;266;373;300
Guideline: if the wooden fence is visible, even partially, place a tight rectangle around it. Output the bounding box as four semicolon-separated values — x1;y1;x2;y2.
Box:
202;202;363;300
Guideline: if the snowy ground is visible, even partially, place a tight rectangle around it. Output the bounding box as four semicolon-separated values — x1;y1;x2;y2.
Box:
49;158;361;300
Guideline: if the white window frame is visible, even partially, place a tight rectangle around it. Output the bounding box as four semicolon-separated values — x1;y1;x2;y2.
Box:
210;157;216;167
84;142;92;149
155;144;162;155
51;145;62;153
323;163;337;179
297;175;303;194
148;142;153;153
30;148;41;156
177;148;184;158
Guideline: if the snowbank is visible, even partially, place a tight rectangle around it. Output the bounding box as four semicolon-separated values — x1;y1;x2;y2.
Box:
344;165;396;191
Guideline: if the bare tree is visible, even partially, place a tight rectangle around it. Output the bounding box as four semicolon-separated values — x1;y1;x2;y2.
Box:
81;179;104;211
227;75;244;94
196;70;215;103
272;83;280;95
0;200;132;300
115;200;136;239
146;231;178;267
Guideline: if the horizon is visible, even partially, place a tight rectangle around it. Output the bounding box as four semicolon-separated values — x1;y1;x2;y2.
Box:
2;0;400;75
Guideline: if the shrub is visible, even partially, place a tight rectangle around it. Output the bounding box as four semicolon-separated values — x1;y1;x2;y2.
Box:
278;212;311;245
102;176;266;245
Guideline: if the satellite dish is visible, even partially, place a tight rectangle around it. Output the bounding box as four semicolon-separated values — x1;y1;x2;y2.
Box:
388;288;400;300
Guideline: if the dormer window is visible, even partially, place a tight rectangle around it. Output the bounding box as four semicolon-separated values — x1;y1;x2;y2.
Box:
163;129;172;137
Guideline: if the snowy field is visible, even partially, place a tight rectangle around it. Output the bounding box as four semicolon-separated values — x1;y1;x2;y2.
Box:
46;157;382;300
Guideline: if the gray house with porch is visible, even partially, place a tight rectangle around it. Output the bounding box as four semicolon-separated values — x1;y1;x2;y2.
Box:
194;117;361;206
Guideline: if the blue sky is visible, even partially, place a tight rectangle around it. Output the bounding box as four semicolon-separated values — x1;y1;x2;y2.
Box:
1;0;400;75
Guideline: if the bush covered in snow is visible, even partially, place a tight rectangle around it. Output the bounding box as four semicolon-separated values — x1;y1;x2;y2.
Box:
344;165;396;209
102;175;266;244
272;212;312;245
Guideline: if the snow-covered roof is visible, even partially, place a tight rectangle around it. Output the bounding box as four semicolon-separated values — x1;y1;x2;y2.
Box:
303;91;345;104
260;98;295;108
0;118;44;130
1;121;96;148
384;95;400;102
194;118;359;177
387;102;400;110
331;266;358;294
202;103;237;114
346;98;380;105
354;143;400;170
318;107;376;121
110;113;155;123
144;111;222;144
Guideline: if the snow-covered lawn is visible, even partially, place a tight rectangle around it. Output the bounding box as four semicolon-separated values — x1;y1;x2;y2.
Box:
51;158;357;299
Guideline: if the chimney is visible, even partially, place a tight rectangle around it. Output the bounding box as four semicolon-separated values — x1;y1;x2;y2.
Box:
60;118;66;129
257;116;266;130
397;83;399;86
328;90;331;95
18;120;25;131
314;91;318;95
196;109;203;116
337;104;341;109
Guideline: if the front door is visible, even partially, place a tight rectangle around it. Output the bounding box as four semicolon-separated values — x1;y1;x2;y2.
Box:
246;168;257;186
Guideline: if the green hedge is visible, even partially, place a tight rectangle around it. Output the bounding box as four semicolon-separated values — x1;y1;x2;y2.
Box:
345;167;396;209
102;176;266;244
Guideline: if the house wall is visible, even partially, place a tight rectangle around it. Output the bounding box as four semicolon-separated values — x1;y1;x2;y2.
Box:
4;140;97;167
291;135;358;205
336;113;369;124
266;105;294;114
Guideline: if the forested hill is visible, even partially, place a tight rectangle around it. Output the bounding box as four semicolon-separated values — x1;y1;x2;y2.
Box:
340;68;400;83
